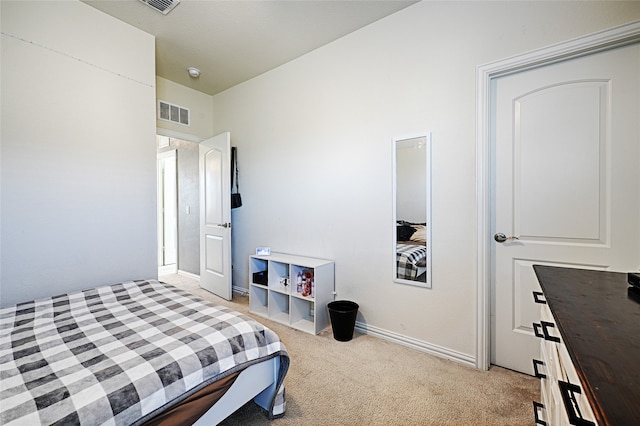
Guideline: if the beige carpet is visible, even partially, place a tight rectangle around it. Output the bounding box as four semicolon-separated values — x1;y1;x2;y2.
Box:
159;273;539;425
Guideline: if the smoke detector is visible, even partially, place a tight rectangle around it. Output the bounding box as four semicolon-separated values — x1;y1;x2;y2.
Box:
138;0;180;15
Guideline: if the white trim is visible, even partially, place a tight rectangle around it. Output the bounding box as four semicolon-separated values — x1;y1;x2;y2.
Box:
475;20;640;371
177;269;200;280
355;322;475;367
158;264;177;276
156;127;205;144
233;285;249;297
157;149;178;269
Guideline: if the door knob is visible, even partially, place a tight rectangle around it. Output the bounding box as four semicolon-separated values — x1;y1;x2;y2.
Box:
217;223;231;228
494;233;519;243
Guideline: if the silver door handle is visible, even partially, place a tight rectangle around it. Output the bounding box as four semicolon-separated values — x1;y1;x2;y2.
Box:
217;223;231;228
494;233;519;243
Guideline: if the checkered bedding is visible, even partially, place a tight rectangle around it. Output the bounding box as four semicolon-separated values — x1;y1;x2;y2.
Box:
0;280;289;425
396;243;427;280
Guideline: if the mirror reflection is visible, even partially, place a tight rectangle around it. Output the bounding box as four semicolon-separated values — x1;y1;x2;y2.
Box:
393;134;431;287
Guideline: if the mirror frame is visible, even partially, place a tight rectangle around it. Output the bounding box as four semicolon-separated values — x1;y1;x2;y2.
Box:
392;133;432;288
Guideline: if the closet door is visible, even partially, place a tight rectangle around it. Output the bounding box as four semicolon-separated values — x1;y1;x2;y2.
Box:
492;44;640;374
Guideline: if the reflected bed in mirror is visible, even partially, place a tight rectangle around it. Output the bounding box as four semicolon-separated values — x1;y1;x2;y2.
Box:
393;134;431;288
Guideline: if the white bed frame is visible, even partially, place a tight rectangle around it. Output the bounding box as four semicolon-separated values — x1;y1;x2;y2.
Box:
193;356;281;425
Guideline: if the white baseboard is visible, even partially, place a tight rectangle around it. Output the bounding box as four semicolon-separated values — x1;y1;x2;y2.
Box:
355;321;476;368
175;270;248;296
233;285;249;296
158;264;177;275
174;270;472;365
169;270;470;365
177;270;200;281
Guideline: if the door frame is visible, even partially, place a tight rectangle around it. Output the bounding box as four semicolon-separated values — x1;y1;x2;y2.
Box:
157;149;177;271
475;20;640;371
156;129;205;277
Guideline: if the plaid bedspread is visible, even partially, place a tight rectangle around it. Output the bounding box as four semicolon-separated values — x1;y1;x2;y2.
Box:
396;244;427;280
0;280;289;425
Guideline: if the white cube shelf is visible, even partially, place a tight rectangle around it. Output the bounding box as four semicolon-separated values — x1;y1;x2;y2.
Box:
249;252;334;335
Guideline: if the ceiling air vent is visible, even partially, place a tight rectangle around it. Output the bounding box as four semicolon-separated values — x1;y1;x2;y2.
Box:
139;0;180;15
158;100;190;126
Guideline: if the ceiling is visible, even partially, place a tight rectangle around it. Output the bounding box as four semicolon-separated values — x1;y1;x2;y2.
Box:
83;0;418;96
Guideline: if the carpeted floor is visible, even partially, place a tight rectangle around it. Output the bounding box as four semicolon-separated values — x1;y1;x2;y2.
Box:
159;273;539;425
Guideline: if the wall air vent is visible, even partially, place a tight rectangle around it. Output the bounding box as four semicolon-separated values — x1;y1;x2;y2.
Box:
139;0;180;15
158;100;190;126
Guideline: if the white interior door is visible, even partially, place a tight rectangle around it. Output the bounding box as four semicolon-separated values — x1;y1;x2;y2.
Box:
491;43;640;374
199;132;232;300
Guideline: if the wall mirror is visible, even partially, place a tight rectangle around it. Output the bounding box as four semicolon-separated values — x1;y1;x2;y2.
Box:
393;133;432;288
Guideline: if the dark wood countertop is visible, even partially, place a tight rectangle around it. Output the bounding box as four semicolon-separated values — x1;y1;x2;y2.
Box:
533;265;640;426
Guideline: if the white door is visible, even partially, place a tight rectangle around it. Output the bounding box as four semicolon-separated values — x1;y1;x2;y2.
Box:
199;132;232;300
492;44;640;374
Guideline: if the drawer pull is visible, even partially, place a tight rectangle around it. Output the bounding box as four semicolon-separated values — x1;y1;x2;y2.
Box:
533;321;561;343
532;359;546;379
532;291;547;304
558;380;595;426
532;401;547;426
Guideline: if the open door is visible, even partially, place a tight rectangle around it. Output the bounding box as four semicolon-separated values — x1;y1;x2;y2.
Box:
199;132;232;300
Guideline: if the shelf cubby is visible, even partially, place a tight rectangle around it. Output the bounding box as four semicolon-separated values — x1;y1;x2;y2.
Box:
269;261;291;294
249;284;268;317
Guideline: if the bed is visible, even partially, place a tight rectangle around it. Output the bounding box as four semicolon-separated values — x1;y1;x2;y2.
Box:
396;221;427;282
0;279;289;425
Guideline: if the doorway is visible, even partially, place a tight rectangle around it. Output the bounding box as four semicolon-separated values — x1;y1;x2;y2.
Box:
475;21;640;372
156;133;203;278
158;148;177;275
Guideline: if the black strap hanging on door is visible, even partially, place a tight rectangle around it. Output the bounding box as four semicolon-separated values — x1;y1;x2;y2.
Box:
231;147;242;209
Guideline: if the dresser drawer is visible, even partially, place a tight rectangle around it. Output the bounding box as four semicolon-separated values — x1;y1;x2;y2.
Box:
532;266;640;425
539;337;561;388
556;343;597;425
534;290;597;425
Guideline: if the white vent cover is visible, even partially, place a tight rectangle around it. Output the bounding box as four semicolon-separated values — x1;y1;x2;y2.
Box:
139;0;180;15
158;100;190;126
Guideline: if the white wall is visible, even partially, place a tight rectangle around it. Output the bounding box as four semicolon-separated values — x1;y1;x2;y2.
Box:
212;2;640;361
156;77;214;141
1;0;157;306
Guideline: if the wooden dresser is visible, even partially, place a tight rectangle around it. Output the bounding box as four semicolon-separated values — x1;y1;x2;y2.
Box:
532;265;640;425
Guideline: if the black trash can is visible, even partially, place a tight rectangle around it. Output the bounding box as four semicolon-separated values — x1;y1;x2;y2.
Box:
327;300;359;342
